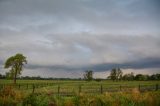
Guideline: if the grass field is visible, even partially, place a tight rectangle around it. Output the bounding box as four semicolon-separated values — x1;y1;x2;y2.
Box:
0;79;160;106
0;80;160;94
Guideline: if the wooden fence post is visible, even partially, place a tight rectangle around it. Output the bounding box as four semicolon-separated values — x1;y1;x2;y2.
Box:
0;84;2;89
100;85;103;94
19;84;20;89
139;84;141;91
27;84;28;89
79;85;81;94
0;84;1;90
2;84;4;89
155;84;158;91
32;84;35;93
58;85;60;95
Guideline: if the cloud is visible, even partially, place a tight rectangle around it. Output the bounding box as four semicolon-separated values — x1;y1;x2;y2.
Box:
25;55;160;72
0;0;159;77
0;32;160;77
0;0;159;34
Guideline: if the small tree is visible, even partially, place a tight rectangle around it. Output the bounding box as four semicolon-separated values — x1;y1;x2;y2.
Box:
110;68;123;81
84;70;93;81
116;68;123;81
4;53;27;84
110;68;117;81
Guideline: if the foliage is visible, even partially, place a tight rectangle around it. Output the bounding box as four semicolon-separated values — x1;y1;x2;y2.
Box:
23;93;49;106
94;78;102;82
123;72;134;81
0;86;25;106
4;53;27;84
110;68;123;81
109;68;160;81
149;74;160;80
110;68;116;81
83;70;93;81
134;74;149;81
0;74;5;79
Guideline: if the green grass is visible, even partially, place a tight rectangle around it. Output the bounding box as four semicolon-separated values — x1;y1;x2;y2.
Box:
1;86;160;106
0;80;160;106
1;79;160;85
0;79;160;94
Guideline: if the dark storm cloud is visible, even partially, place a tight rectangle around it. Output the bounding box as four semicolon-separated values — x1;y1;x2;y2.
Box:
26;56;160;72
90;57;160;71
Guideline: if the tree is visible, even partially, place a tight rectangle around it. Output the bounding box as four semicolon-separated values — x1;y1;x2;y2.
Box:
110;68;123;81
122;72;134;81
117;68;123;81
4;53;27;84
0;74;5;79
0;74;2;79
84;70;93;81
135;74;149;81
156;74;160;80
110;68;117;81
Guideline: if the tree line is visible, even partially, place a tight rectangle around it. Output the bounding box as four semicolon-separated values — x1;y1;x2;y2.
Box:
1;69;160;81
83;68;160;81
108;68;160;81
0;74;83;80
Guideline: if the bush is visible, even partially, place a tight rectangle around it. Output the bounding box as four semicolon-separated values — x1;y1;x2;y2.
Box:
23;93;49;106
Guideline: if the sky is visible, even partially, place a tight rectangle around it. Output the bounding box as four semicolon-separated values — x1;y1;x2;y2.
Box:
0;0;160;78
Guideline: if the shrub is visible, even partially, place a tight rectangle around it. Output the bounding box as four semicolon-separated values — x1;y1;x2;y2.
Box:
23;93;49;106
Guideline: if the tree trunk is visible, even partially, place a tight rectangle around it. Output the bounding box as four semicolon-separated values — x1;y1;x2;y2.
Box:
14;70;17;84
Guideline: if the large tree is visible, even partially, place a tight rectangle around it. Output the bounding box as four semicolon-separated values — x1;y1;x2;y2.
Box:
84;70;93;81
4;53;27;84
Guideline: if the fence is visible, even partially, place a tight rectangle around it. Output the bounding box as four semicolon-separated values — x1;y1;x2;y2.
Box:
0;83;159;96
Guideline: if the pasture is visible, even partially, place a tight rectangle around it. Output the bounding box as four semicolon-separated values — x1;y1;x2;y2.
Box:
0;80;160;94
0;79;160;106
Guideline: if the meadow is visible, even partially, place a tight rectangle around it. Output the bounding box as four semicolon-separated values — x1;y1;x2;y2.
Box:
0;79;160;106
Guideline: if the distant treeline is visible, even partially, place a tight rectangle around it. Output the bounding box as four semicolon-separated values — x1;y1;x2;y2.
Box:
113;73;160;81
0;73;160;81
20;76;83;80
0;74;82;80
108;68;160;81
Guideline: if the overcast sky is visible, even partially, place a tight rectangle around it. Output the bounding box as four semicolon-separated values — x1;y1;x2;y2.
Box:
0;0;160;78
